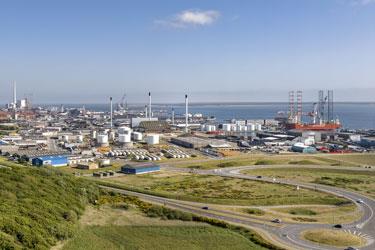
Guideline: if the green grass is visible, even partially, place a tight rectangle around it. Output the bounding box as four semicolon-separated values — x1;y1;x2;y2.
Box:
244;208;265;216
288;160;316;165
0;160;99;249
243;167;375;199
62;192;277;250
302;229;366;247
176;154;345;170
62;225;267;250
288;208;317;216
98;172;349;206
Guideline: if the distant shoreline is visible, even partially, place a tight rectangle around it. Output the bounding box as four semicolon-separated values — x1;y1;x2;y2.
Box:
34;102;375;106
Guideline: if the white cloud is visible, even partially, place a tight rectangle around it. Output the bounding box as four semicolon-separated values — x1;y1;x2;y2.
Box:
155;10;220;28
351;0;375;5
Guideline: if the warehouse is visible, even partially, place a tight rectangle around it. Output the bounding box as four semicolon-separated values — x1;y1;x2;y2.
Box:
171;136;232;149
32;155;69;167
121;163;160;174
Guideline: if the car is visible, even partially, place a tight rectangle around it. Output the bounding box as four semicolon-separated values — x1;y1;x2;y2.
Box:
344;247;358;250
256;176;262;179
356;199;364;204
202;206;209;210
271;218;282;223
333;224;342;229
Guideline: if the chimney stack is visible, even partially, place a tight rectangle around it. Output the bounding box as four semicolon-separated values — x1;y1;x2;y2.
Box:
110;97;113;129
148;92;152;120
185;94;188;133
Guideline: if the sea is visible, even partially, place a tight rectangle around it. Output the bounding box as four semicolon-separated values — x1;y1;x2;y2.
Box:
55;103;375;130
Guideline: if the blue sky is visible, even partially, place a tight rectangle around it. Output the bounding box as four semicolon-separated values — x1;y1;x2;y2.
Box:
1;0;375;103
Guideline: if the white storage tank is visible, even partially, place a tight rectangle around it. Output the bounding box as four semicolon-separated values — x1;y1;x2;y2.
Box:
146;134;160;145
109;131;116;140
222;124;231;132
239;125;247;132
205;125;216;132
256;124;262;131
92;130;97;139
248;124;256;131
200;124;206;131
132;132;143;141
118;126;132;134
119;134;131;143
97;134;109;146
100;159;111;167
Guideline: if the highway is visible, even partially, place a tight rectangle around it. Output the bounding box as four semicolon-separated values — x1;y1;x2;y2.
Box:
102;164;375;250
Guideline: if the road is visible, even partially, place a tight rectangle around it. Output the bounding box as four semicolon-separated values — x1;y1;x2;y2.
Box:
102;164;375;250
211;166;375;250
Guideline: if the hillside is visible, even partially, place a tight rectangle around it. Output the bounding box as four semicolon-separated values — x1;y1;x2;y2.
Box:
0;164;99;249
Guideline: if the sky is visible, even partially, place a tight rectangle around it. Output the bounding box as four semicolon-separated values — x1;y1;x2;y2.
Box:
1;0;375;103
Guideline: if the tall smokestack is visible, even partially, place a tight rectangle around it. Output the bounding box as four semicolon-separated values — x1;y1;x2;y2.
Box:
145;105;148;118
185;94;188;133
13;81;17;107
148;92;152;120
172;108;175;125
110;97;113;129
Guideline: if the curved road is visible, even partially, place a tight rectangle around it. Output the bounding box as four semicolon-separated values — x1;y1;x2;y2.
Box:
103;164;375;250
211;165;375;250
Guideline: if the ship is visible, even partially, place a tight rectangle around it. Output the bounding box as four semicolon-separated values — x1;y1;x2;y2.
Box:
279;90;341;131
285;121;341;131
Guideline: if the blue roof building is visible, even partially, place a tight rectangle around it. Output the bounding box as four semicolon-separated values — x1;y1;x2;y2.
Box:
121;163;160;174
32;155;68;167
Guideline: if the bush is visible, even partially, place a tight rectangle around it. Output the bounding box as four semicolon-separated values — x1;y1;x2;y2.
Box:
217;162;236;168
0;162;99;249
244;208;265;216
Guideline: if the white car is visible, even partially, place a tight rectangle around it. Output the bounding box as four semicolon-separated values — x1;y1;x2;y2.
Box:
356;199;364;204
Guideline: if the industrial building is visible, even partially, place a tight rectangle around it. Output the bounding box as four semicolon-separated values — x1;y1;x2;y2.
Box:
138;120;170;133
121;163;160;174
32;155;69;167
291;143;317;154
76;162;99;170
171;136;232;149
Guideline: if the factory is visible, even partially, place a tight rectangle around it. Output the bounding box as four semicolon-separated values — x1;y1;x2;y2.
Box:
121;163;160;174
32;155;69;167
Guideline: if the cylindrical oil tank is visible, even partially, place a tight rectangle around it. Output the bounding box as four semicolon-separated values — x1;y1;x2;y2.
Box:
118;126;132;134
92;130;97;139
132;132;143;141
248;124;256;131
146;134;160;145
97;134;109;145
119;134;131;143
100;159;111;167
256;124;262;131
222;124;231;132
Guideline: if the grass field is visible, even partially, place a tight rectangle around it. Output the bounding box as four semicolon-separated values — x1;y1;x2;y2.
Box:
99;171;349;206
62;225;264;250
302;229;366;247
318;153;375;166
215;203;360;224
60;204;268;250
268;204;360;224
174;153;350;170
242;167;375;198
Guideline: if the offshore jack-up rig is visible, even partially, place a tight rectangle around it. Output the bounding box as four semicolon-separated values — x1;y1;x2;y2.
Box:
278;90;341;131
